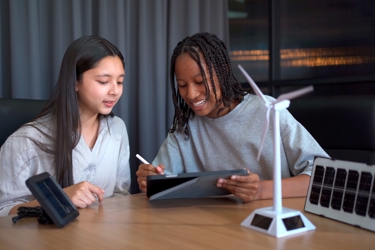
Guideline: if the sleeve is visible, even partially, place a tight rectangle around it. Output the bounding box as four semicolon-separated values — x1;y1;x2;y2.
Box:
113;120;131;195
152;132;185;175
280;109;330;176
0;139;35;216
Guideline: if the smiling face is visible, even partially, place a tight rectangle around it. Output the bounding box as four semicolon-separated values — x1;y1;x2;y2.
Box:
175;52;228;118
75;55;124;119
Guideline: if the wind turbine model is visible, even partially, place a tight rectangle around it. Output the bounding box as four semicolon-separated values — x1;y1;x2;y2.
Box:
238;65;316;238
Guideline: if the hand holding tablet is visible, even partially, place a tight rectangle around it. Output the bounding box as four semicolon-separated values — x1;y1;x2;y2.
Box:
146;169;249;201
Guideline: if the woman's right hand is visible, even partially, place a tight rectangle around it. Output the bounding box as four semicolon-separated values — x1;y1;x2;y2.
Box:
63;181;105;208
136;163;165;193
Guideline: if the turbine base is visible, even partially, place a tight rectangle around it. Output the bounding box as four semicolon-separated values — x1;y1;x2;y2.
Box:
241;206;315;238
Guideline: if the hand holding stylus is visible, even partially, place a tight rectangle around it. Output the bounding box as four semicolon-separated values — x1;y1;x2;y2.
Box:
135;154;150;164
136;154;165;174
136;154;165;193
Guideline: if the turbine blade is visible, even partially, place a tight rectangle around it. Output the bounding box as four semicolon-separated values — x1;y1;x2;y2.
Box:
276;85;314;103
238;65;269;104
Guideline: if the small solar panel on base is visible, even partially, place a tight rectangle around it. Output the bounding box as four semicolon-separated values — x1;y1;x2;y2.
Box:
305;157;375;232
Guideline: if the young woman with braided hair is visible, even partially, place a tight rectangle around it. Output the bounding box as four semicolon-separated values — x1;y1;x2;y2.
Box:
136;32;328;202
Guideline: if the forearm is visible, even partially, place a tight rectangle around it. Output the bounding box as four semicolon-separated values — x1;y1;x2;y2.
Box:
9;200;40;215
255;174;310;200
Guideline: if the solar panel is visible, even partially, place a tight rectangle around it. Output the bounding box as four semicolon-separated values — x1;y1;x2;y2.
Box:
305;157;375;232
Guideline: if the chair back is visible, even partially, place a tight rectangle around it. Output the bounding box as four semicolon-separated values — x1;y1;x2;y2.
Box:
0;98;47;147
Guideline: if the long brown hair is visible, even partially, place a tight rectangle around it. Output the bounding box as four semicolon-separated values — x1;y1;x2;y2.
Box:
26;36;125;188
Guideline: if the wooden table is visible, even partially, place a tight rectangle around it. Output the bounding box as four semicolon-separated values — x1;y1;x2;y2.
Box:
0;193;373;249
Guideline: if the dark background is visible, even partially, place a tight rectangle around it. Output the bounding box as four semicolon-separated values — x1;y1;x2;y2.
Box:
228;0;375;96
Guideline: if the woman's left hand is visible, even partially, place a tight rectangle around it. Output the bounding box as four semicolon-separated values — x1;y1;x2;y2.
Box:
217;171;260;202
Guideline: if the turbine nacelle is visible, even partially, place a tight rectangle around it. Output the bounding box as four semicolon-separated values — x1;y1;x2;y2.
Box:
272;100;290;110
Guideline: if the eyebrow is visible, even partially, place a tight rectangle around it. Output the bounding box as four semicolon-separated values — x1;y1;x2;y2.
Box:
95;74;125;77
176;73;202;81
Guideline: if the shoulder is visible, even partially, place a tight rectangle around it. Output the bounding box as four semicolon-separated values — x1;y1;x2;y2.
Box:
6;116;54;143
108;115;126;126
1;118;53;161
238;93;274;109
230;94;271;117
102;115;128;136
243;93;276;105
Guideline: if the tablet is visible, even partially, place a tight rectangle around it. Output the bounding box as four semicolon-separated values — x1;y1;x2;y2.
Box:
146;169;249;201
25;172;79;228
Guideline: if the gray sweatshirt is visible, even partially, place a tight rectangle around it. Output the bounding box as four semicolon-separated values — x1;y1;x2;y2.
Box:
153;94;329;179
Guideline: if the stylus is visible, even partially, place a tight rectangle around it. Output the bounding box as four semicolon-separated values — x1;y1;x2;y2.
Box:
136;154;150;164
136;154;165;175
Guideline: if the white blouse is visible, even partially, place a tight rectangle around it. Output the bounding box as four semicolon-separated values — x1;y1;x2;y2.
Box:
0;115;130;216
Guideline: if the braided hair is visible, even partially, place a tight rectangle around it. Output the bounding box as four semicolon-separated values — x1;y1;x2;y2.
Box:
169;32;247;139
